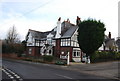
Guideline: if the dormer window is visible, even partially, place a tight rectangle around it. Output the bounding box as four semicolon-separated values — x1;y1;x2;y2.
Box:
29;48;32;54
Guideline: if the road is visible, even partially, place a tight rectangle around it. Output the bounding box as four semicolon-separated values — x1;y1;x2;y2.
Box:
1;59;119;81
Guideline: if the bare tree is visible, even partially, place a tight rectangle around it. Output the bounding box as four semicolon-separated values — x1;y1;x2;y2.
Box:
6;25;20;44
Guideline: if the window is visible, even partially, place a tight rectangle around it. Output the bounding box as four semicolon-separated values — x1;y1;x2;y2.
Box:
28;43;32;45
49;50;52;54
71;40;79;47
35;40;40;46
73;51;76;57
61;51;64;54
73;50;80;57
29;48;32;54
52;40;56;46
61;38;70;46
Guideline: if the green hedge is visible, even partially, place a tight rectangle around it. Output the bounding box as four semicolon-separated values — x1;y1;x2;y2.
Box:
91;51;120;63
43;55;54;62
55;60;67;65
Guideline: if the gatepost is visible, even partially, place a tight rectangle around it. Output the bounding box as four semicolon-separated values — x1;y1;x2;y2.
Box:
67;52;70;65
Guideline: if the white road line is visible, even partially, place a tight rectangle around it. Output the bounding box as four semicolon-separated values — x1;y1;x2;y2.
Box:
5;72;10;75
8;74;14;79
14;75;21;78
10;76;14;79
19;78;23;81
5;68;16;75
3;68;23;80
14;74;18;76
2;68;23;81
2;69;6;71
55;73;73;79
16;76;20;78
11;72;16;75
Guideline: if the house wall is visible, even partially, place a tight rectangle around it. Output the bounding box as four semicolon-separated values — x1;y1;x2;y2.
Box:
59;47;73;61
26;46;40;56
54;39;82;61
71;28;79;47
54;39;61;57
72;48;81;62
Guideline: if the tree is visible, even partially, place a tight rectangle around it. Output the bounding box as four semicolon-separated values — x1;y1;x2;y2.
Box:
6;25;20;44
2;26;24;56
77;19;106;60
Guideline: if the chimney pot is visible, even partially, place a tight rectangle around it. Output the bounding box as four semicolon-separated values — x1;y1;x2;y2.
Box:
108;32;111;39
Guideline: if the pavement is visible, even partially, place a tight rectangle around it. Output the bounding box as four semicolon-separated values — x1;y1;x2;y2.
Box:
2;58;120;80
67;61;119;79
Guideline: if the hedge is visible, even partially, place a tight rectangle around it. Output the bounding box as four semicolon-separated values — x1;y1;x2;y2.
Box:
43;55;54;62
91;51;120;63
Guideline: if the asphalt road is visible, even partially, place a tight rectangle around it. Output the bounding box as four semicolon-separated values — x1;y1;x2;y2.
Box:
1;59;119;81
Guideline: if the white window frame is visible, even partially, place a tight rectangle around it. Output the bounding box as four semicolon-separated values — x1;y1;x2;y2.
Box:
73;50;80;57
29;48;32;54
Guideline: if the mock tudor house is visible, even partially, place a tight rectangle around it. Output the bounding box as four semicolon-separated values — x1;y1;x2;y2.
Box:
26;17;84;62
26;17;118;62
98;32;118;52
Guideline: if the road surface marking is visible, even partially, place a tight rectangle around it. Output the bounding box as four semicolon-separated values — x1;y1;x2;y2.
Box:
2;67;23;81
8;74;14;79
19;78;23;81
16;76;20;78
55;73;73;79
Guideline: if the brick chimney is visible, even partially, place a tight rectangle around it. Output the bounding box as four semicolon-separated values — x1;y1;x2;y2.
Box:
76;16;81;25
108;32;111;39
55;17;61;38
67;18;70;23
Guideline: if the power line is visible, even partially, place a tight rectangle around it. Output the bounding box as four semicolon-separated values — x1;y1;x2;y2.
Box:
22;0;54;17
0;0;54;26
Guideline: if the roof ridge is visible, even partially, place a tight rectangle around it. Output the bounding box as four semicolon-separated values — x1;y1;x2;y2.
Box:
29;29;42;33
62;21;75;26
29;29;51;33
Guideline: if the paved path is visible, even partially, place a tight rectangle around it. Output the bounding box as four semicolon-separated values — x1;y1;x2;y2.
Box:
67;61;119;79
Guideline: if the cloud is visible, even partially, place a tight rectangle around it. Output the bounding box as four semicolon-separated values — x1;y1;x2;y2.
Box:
0;0;119;40
0;10;56;40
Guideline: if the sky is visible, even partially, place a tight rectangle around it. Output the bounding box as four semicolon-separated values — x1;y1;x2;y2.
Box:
0;0;119;41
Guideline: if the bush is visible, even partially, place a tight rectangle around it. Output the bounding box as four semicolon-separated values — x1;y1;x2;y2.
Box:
55;60;67;65
91;51;120;63
23;58;32;61
43;55;54;62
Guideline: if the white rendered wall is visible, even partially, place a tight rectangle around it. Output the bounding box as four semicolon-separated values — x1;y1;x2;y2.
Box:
27;33;35;46
55;21;61;38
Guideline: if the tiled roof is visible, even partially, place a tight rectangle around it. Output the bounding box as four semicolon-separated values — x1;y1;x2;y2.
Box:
61;26;78;38
26;21;78;40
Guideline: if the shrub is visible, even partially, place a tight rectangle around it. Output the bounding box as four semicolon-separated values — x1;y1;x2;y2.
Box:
55;60;67;65
23;58;32;61
91;51;120;63
43;55;54;62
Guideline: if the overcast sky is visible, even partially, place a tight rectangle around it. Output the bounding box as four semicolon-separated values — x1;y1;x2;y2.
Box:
0;0;119;40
